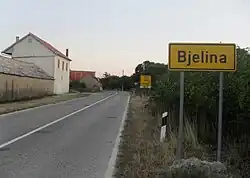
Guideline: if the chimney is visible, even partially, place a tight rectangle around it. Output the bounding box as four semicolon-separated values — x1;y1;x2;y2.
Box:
66;49;69;57
16;36;20;42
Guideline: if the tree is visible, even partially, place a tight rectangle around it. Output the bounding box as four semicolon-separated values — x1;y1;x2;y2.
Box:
99;73;134;90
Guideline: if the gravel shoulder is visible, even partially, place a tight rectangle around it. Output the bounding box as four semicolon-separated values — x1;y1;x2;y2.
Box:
114;96;166;178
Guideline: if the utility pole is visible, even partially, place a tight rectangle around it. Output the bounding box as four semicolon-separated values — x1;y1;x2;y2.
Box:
122;70;124;91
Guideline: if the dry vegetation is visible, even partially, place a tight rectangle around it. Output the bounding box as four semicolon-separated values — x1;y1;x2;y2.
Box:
115;96;165;178
114;95;238;178
0;92;89;115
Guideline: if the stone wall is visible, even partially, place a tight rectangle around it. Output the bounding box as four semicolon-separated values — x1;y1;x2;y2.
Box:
0;73;54;102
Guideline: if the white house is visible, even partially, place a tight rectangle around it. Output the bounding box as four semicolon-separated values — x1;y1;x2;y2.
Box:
1;32;71;94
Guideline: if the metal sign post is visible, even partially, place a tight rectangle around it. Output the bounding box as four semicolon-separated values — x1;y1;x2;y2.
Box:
217;72;224;161
176;71;185;159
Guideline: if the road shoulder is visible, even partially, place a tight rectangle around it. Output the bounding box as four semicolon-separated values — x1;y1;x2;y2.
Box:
0;92;90;115
113;96;164;177
105;93;130;178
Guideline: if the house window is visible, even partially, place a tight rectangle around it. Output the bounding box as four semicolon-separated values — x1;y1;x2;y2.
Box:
28;38;32;43
66;63;68;71
62;61;65;70
58;59;60;69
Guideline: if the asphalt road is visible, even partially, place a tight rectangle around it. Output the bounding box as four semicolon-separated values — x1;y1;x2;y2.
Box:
0;91;130;178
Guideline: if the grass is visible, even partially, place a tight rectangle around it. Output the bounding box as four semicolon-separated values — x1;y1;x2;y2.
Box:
114;96;206;178
0;92;90;115
115;96;167;178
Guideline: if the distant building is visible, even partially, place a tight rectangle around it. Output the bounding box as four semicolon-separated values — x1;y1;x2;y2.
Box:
70;70;102;91
79;75;102;91
0;55;54;102
70;70;96;81
2;32;71;94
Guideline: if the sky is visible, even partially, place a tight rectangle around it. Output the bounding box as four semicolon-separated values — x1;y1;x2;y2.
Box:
1;0;250;77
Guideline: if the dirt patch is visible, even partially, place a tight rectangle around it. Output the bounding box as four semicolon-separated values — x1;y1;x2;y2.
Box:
114;96;168;178
0;92;89;115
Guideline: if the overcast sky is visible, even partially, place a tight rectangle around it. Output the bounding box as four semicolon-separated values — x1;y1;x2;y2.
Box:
1;0;249;76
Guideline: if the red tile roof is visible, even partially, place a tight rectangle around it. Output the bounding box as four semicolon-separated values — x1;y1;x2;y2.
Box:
2;32;71;61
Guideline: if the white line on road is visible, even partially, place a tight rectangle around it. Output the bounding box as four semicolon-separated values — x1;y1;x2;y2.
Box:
0;92;118;149
105;94;131;178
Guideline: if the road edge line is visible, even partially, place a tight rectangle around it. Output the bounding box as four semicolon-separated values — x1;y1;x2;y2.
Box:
105;94;131;178
0;92;118;149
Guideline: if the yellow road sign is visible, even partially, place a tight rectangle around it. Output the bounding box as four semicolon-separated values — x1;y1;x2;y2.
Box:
140;75;151;88
168;43;236;72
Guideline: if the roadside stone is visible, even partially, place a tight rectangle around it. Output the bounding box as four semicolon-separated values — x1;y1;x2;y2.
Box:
156;157;241;178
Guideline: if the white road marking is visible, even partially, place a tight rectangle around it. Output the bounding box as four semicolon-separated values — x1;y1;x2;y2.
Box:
0;92;118;149
105;94;130;178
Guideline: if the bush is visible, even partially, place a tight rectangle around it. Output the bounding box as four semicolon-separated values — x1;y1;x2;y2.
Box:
69;80;86;92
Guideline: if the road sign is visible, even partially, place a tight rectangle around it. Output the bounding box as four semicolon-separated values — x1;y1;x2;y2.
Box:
168;42;238;160
168;43;236;72
140;75;151;88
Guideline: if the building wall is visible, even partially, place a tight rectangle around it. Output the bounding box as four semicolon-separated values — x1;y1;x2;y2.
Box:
4;35;71;95
15;56;55;77
10;35;55;78
11;35;54;58
0;74;54;102
54;56;70;94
